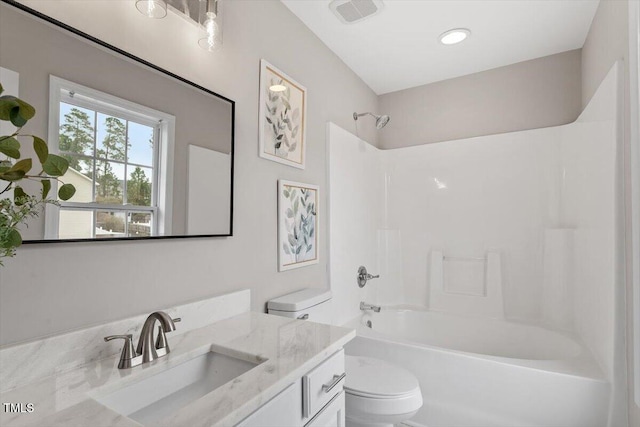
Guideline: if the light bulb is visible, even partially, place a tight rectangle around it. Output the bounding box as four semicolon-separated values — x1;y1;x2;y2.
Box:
135;0;167;19
198;12;221;51
203;12;217;33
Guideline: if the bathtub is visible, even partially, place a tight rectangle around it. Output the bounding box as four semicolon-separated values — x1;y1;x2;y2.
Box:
343;308;611;427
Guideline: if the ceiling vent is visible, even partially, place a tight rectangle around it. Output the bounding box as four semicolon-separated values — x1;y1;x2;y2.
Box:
329;0;384;24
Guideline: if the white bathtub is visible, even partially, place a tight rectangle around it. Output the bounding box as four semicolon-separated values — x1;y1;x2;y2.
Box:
343;308;611;427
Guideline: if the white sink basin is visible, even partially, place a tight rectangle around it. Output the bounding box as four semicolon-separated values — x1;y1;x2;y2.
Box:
95;351;260;425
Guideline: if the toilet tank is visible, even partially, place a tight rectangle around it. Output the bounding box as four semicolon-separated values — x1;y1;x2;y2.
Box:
267;288;333;324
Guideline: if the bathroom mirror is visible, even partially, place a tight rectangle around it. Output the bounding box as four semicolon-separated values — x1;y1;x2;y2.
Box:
0;0;234;241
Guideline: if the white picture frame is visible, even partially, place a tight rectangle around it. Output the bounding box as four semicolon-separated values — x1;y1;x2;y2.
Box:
259;59;307;169
278;180;319;271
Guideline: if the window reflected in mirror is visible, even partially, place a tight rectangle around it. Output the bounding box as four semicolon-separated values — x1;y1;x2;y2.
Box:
49;78;174;240
50;76;175;239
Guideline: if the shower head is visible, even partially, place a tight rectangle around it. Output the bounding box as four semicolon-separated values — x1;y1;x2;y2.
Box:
353;112;391;129
375;114;390;129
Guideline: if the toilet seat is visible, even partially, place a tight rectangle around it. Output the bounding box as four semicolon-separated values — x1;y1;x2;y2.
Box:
344;356;423;426
344;355;421;398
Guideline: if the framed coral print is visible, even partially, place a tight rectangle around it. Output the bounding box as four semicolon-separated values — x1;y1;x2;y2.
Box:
278;180;318;271
259;59;307;169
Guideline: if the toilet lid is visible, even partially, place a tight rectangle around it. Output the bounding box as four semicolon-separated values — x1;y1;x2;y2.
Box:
345;355;420;399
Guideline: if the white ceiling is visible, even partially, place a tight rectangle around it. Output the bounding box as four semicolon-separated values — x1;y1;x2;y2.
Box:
281;0;600;94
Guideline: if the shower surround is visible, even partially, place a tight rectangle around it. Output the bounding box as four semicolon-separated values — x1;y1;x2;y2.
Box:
328;63;624;426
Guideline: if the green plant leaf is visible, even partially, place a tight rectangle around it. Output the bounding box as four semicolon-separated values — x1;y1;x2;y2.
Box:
286;208;294;218
58;183;76;201
3;229;22;249
15;98;36;120
9;109;27;128
0;170;25;181
43;154;69;177
33;136;48;164
0;94;35;127
0;96;35;128
14;186;27;206
41;179;51;199
9;158;31;174
58;182;76;200
0;137;20;159
283;244;290;255
0;96;19;122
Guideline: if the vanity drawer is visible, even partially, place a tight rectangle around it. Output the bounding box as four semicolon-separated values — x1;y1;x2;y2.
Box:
302;349;345;418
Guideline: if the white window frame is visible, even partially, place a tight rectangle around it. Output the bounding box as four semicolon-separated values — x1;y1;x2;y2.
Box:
45;76;175;239
629;0;640;408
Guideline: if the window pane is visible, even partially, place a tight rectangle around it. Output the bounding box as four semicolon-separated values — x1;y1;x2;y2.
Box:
59;156;94;203
126;166;153;207
59;102;95;156
96;113;127;161
58;209;94;239
128;121;154;167
95;161;124;204
95;211;126;238
128;212;152;237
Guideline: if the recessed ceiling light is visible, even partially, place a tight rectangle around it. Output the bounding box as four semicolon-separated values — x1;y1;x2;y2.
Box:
439;28;471;45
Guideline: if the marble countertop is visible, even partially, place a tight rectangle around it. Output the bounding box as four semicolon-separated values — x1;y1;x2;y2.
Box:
0;312;355;427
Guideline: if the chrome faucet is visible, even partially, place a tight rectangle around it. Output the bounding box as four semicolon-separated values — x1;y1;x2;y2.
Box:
360;301;381;313
104;311;180;369
137;311;177;363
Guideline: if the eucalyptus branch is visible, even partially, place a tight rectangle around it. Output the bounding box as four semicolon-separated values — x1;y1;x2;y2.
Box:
1;80;76;265
0;181;11;195
0;129;21;142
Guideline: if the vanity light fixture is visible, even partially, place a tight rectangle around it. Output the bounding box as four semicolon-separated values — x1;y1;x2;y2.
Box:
198;0;222;52
135;0;168;19
439;28;471;45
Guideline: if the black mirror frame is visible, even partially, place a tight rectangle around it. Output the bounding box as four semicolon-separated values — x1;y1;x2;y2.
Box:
1;0;235;243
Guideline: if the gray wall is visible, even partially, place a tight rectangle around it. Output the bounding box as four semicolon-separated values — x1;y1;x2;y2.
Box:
0;0;378;345
378;49;582;148
582;0;637;424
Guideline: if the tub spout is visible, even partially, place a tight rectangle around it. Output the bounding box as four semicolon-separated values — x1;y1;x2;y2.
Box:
360;301;381;313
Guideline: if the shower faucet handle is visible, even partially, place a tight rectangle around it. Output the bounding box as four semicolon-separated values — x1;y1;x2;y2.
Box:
357;266;380;288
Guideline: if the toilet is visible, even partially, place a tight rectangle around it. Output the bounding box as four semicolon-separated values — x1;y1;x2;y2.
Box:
268;289;423;427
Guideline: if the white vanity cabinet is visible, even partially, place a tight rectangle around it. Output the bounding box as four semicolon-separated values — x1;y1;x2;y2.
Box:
237;350;345;427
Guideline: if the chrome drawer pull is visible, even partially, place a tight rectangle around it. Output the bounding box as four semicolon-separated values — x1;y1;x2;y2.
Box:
322;372;346;393
297;313;309;320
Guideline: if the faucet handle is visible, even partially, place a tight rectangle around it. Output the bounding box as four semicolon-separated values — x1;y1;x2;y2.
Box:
357;266;380;288
155;318;181;354
155;325;169;353
104;334;140;369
